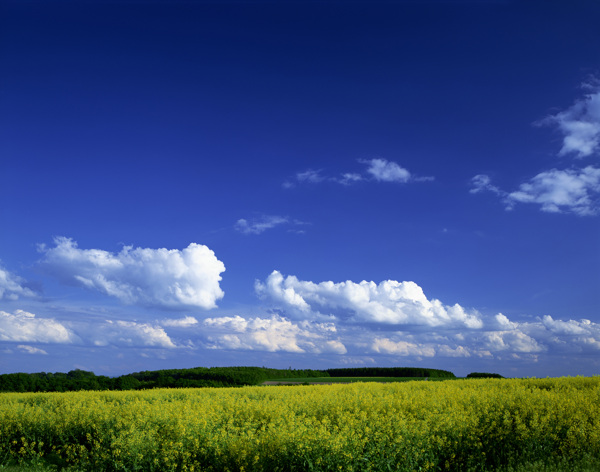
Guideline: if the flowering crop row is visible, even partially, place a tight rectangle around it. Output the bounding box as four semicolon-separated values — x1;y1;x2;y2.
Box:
1;377;599;471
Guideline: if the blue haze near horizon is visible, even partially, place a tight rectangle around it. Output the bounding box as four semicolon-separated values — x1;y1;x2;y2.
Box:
1;0;599;378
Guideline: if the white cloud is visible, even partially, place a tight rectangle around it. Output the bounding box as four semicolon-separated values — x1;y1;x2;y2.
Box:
363;158;411;183
285;159;431;187
255;270;483;328
507;166;600;215
253;271;600;362
204;314;347;354
481;330;544;353
541;315;592;335
372;338;436;357
161;316;198;327
39;237;225;309
539;81;600;158
235;216;289;235
297;169;325;183
337;173;364;185
91;320;176;348
470;174;502;195
470;167;600;216
17;345;48;355
0;265;36;300
235;215;307;235
0;310;76;343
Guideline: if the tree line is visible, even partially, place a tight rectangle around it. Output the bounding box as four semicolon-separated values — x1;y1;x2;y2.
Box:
0;365;460;392
326;367;456;378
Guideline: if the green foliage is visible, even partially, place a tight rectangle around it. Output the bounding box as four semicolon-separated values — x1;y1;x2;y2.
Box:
0;366;459;393
326;366;456;378
467;372;505;379
0;367;328;393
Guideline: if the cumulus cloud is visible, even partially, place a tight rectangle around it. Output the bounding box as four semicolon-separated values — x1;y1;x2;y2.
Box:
539;80;600;158
362;313;600;361
372;338;436;357
0;310;76;343
90;320;176;348
161;316;198;328
0;265;36;300
470;167;600;215
363;158;411;183
39;237;225;309
252;271;600;363
472;81;600;216
481;330;544;353
506;166;600;215
204;314;346;354
17;345;48;355
255;270;483;328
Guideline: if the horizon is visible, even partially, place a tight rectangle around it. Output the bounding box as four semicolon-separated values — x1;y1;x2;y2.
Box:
1;0;599;378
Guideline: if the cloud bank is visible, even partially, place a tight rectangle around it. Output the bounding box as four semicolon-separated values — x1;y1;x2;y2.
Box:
251;271;599;362
204;314;346;354
0;310;76;343
0;265;36;300
255;270;483;328
39;237;225;309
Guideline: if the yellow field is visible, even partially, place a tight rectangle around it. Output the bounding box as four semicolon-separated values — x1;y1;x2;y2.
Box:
1;377;599;471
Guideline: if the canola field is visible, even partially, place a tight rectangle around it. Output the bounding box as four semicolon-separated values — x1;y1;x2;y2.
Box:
1;377;599;471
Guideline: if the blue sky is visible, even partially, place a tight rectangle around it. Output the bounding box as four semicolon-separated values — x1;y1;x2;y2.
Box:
1;0;599;378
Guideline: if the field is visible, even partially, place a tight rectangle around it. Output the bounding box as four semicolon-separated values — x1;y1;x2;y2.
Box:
261;376;435;384
1;377;599;471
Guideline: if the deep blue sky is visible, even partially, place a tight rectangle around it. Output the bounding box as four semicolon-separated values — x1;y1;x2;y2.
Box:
1;0;599;377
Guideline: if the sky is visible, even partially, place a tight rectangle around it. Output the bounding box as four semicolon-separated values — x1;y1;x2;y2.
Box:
1;0;599;378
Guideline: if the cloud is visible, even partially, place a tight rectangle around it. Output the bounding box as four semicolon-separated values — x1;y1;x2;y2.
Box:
0;265;36;300
472;81;600;216
506;166;600;215
0;310;76;343
372;338;436;357
253;271;600;362
255;270;483;329
17;345;48;355
39;237;225;309
470;167;600;215
285;159;432;187
363;158;411;183
283;169;325;188
337;173;364;185
470;174;502;195
235;215;306;235
204;314;346;354
235;216;289;235
161;316;198;327
539;80;600;158
481;330;544;353
90;320;176;348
